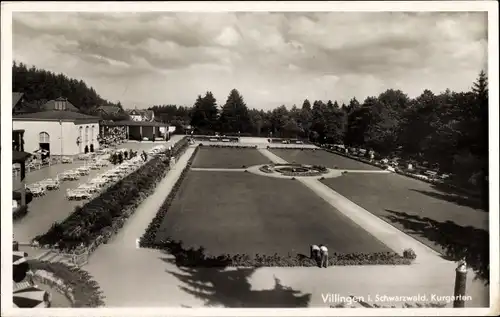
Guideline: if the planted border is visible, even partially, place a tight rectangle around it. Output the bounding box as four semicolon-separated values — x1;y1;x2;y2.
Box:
142;240;413;267
200;144;258;149
267;146;317;150
27;260;105;307
140;146;200;247
34;137;189;252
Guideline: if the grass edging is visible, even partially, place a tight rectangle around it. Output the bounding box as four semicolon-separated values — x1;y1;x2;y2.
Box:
27;260;105;307
139;146;200;247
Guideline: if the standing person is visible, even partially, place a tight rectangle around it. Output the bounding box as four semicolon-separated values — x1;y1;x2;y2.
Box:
319;244;329;268
310;244;320;261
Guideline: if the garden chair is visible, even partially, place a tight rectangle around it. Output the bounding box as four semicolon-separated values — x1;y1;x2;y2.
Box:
28;185;46;197
61;156;72;164
66;171;81;181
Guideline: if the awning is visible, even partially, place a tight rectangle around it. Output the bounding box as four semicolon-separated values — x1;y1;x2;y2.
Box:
13;286;49;308
33;149;49;154
13;151;31;163
13;251;29;283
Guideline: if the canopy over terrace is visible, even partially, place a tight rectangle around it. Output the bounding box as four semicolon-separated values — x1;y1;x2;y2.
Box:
100;120;171;141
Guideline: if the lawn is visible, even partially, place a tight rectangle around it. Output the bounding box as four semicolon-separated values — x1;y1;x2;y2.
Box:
191;147;270;169
153;170;391;256
320;172;489;280
269;149;380;170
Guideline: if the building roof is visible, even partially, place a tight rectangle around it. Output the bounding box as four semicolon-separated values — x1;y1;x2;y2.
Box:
12;93;24;108
101;120;167;127
97;105;122;114
126;108;154;121
13;110;101;122
42;97;79;112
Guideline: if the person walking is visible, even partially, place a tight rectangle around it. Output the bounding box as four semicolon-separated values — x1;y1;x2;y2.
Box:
310;244;320;261
319;244;329;268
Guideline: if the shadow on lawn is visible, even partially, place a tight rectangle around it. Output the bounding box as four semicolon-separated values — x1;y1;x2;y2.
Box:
385;209;489;284
159;241;311;308
410;189;487;211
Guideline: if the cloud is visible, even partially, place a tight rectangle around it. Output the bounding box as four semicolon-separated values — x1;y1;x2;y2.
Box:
12;11;488;109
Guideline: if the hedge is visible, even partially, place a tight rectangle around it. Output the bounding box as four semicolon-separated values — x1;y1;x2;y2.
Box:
139;146;200;247
34;137;190;252
27;260;105;307
142;240;413;267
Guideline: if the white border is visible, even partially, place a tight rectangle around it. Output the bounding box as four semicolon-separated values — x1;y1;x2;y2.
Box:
1;1;498;316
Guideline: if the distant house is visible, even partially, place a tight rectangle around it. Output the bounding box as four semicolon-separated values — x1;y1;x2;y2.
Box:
126;108;155;122
95;105;122;116
12;92;31;114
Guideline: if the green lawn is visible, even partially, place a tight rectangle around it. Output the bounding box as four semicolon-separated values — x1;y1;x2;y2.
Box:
154;170;391;256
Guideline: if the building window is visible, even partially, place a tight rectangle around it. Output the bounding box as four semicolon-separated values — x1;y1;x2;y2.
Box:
39;132;50;143
85;126;89;144
91;125;95;142
55;100;66;110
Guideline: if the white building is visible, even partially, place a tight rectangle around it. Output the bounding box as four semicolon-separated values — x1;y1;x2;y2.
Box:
13;110;101;156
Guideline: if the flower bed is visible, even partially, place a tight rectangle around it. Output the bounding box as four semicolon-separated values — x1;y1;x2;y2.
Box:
140;146;200;248
204;144;258;149
267;146;316;150
142;240;413;267
27;260;105;307
259;165;273;173
34;137;189;253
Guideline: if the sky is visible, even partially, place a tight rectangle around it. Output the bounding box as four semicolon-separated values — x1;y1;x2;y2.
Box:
12;11;488;110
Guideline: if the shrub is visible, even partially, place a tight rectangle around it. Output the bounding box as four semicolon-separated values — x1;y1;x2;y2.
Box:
84;145;89;154
34;137;190;253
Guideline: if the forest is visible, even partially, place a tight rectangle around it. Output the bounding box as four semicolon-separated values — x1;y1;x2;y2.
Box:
150;72;488;190
12;62;488;191
12;62;129;121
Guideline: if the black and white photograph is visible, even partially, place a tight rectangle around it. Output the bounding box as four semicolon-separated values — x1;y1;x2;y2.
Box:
1;1;498;316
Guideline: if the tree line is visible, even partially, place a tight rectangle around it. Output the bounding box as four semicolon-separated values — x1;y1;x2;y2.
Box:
150;71;488;187
12;61;128;120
